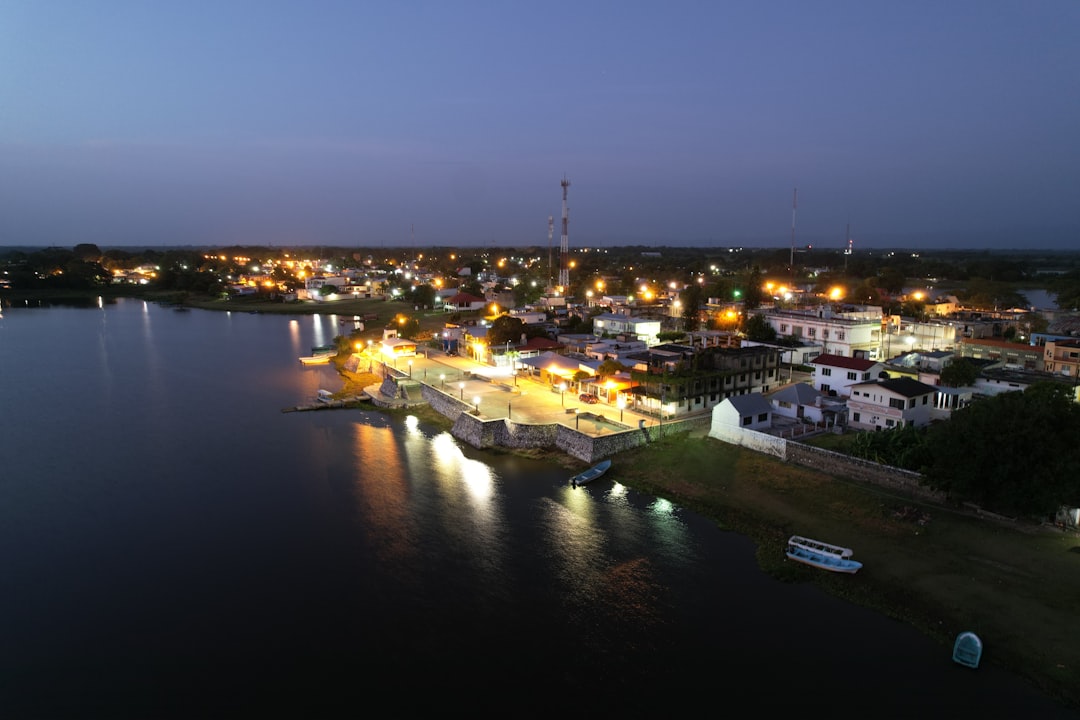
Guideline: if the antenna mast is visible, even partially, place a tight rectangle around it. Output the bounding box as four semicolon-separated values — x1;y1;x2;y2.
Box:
548;215;554;292
559;176;570;292
844;222;852;272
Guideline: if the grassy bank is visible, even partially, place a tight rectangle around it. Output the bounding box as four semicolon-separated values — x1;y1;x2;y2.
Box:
610;431;1080;711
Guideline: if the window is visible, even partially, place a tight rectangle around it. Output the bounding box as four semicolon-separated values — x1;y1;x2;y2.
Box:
821;368;832;376
742;415;752;426
780;324;789;333
847;371;857;380
886;419;895;427
908;398;916;409
836;331;845;340
807;327;816;338
821;384;830;393
889;398;905;410
822;329;829;339
758;413;769;422
852;412;860;422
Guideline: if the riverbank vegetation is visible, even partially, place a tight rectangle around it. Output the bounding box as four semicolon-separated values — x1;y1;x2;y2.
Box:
610;431;1080;713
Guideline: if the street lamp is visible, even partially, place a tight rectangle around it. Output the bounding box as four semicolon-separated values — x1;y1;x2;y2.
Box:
473;396;481;414
559;382;567;407
440;373;445;388
407;359;413;377
617;396;626;423
459;381;465;400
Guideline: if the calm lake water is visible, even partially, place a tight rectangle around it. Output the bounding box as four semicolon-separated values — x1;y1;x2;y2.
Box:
0;298;1074;718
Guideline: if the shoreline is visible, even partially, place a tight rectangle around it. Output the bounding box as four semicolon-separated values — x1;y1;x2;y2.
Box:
336;360;1079;713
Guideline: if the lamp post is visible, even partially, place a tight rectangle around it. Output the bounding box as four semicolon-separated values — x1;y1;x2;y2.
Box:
560;382;567;407
617;396;625;423
407;359;413;377
507;400;512;420
440;373;445;389
459;381;465;400
473;396;481;414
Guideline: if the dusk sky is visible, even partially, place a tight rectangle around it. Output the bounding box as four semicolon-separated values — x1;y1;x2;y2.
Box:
2;1;1078;250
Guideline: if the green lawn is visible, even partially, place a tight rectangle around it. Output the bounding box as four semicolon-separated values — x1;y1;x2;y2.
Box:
610;432;1080;712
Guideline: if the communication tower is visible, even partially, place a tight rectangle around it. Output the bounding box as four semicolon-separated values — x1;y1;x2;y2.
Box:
559;176;570;292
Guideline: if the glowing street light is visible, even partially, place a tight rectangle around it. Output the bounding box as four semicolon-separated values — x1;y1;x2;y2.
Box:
459;381;465;400
407;359;413;377
473;396;481;414
440;373;446;388
559;382;567;407
617;396;626;423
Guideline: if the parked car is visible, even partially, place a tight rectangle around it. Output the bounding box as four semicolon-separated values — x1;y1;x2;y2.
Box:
578;393;599;404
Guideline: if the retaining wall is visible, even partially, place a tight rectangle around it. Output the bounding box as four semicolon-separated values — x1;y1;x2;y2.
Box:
709;422;944;502
418;383;708;463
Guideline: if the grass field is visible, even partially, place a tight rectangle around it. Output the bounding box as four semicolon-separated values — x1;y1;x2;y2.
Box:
609;431;1080;712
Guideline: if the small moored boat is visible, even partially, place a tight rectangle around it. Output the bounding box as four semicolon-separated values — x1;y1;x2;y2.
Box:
299;354;332;365
952;631;982;669
570;459;611;488
785;535;862;574
300;345;337;364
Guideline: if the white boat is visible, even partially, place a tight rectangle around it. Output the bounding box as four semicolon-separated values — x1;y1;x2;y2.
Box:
299;354;332;365
300;345;336;364
785;535;862;574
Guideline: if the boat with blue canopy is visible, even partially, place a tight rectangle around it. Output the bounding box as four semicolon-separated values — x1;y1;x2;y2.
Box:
785;535;862;574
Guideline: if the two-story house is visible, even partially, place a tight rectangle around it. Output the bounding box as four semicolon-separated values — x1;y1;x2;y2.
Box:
847;377;937;431
808;354;886;398
1043;338;1080;377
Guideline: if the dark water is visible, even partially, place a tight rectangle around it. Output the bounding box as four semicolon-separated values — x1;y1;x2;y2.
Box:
0;299;1074;717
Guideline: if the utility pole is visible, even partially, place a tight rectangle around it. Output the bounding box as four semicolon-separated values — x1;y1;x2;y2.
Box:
548;215;554;292
789;187;797;289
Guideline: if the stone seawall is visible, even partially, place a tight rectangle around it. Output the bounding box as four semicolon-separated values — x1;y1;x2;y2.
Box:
419;383;708;463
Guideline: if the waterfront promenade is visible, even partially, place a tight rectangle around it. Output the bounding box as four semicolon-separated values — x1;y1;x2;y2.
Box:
358;346;665;433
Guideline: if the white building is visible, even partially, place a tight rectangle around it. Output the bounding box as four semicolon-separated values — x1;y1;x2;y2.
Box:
758;305;882;358
808;354;886;398
592;313;662;345
710;393;773;433
847;377;937;431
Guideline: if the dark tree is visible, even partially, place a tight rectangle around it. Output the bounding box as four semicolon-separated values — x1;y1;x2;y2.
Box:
920;383;1080;516
743;313;777;342
939;358;979;388
487;315;527;346
680;283;704;331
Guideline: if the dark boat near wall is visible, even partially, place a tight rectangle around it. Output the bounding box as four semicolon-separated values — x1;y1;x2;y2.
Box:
570;459;611;488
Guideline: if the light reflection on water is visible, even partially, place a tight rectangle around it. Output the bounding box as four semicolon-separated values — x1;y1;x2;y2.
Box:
1;299;1074;718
